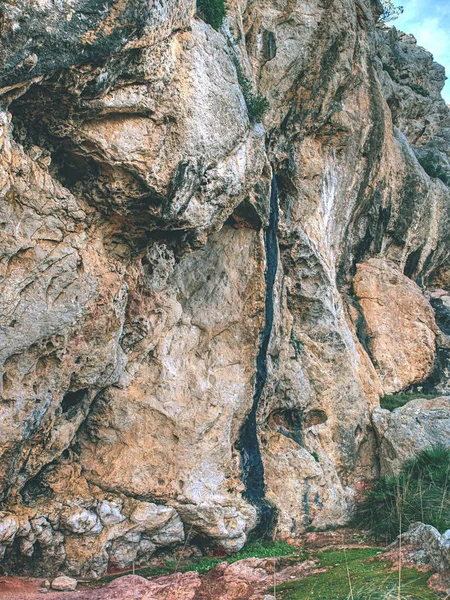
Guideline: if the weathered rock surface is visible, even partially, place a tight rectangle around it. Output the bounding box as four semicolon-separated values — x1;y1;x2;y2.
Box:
399;522;450;574
0;0;450;579
354;258;439;393
372;397;450;475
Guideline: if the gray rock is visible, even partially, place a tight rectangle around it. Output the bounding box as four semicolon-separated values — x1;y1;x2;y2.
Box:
59;508;103;536
108;536;157;570
401;522;450;573
0;513;18;543
372;397;450;475
97;501;126;526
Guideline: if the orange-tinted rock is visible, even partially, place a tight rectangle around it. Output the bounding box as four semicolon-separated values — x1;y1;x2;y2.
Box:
354;258;438;394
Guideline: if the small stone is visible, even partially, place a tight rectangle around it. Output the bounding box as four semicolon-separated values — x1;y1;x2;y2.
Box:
42;579;50;589
23;53;38;70
39;589;48;594
51;576;78;591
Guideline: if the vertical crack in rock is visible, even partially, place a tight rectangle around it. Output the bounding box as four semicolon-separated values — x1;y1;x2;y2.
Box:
238;171;279;538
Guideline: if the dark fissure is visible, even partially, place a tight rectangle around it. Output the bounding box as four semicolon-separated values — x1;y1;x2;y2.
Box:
238;171;279;538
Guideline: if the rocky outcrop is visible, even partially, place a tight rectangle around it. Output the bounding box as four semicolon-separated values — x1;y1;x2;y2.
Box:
372;397;450;475
399;522;450;574
0;0;450;578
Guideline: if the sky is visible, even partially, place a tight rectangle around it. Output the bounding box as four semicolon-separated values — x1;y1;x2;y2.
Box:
393;0;450;102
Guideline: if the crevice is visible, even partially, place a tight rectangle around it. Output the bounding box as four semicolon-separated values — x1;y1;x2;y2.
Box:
348;290;376;365
415;248;435;287
403;246;422;280
226;198;263;230
237;170;279;539
18;389;105;503
431;297;450;337
270;408;304;446
61;388;89;414
410;296;450;394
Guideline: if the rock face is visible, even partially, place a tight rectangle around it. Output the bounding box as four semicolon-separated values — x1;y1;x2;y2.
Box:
353;258;438;394
372;397;450;475
0;0;450;578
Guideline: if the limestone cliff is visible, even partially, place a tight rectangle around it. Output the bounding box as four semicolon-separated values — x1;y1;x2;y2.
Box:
0;0;449;578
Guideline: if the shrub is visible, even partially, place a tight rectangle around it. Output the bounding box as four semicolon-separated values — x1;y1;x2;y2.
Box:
409;83;430;97
246;94;270;122
196;0;226;30
233;58;270;123
382;62;400;84
354;445;450;542
417;151;450;186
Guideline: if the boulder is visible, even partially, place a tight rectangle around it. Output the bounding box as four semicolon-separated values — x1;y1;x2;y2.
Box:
51;575;78;591
372;397;450;474
401;522;450;573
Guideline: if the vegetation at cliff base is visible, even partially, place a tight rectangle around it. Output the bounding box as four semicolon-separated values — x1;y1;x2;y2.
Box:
82;539;440;599
87;540;300;585
278;547;438;600
355;445;450;542
196;0;226;29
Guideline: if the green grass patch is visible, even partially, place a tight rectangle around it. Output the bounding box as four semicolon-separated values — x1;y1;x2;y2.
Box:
278;547;439;600
355;445;450;542
229;540;299;561
380;393;442;412
181;539;302;574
